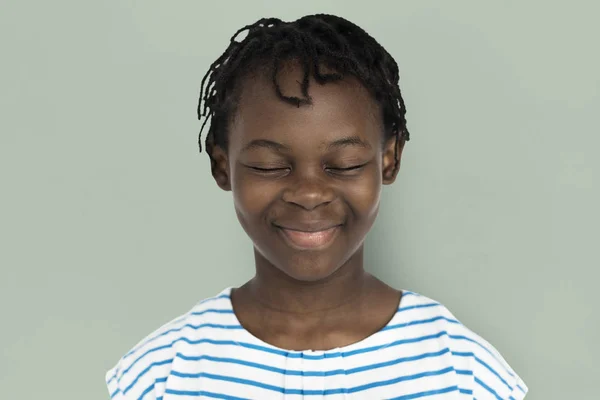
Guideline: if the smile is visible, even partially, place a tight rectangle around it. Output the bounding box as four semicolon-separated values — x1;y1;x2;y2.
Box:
276;226;341;250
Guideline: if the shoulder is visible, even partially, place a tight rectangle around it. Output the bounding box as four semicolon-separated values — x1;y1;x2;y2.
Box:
400;290;529;399
104;287;234;399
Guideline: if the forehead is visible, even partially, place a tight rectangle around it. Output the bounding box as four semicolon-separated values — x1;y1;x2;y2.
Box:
229;62;383;153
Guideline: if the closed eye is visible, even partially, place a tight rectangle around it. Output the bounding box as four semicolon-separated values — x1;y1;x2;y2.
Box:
249;166;289;172
330;165;365;171
244;165;291;177
325;163;368;175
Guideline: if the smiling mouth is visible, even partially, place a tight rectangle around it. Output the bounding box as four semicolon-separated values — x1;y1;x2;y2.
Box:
276;226;341;250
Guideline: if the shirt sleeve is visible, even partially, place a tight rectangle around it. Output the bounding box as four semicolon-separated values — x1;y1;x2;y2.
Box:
508;374;529;400
105;366;123;399
469;350;528;399
105;364;157;400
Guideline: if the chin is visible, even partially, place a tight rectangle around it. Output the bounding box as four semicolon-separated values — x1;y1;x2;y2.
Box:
274;252;346;282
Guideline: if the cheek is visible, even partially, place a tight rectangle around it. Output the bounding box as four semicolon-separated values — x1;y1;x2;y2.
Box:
232;173;278;220
346;169;382;219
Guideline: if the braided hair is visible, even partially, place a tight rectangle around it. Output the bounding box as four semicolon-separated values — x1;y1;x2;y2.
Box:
197;14;409;169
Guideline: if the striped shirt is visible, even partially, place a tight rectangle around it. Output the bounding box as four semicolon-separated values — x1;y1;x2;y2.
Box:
105;288;528;399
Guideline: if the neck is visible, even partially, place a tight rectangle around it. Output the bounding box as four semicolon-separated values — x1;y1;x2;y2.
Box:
247;246;370;316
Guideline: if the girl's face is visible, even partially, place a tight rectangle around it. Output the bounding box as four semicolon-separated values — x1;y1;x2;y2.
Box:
210;62;403;282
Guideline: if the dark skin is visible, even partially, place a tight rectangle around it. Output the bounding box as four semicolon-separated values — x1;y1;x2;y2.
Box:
209;61;406;351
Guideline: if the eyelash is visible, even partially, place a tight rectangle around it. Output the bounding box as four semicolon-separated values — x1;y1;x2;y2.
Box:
246;163;368;176
249;166;289;172
328;164;366;171
247;166;291;177
325;164;367;176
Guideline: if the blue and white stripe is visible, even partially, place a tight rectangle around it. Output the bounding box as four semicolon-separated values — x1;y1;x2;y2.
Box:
106;288;527;399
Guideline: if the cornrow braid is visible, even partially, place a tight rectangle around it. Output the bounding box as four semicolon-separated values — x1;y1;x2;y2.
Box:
197;14;410;170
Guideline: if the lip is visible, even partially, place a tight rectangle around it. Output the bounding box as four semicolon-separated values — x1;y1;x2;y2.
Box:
275;225;341;250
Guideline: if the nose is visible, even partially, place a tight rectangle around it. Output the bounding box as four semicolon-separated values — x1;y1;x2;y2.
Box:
282;175;336;211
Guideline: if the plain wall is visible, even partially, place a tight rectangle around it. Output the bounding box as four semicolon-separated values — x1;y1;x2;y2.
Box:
1;1;598;399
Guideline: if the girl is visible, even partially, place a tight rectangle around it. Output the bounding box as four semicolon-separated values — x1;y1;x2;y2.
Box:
106;14;527;400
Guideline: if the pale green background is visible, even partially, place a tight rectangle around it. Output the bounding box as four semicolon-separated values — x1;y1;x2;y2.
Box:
1;1;598;399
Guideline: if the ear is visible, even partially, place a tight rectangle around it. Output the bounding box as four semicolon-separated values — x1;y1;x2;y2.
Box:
382;135;406;185
208;144;232;191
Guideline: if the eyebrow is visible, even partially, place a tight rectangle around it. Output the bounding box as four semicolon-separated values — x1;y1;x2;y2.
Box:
241;136;371;153
241;139;290;153
326;136;372;151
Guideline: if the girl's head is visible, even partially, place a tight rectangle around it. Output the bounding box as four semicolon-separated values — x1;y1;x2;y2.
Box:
197;14;410;282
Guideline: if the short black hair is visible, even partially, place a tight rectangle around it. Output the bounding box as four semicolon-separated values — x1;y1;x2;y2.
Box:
197;14;410;169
